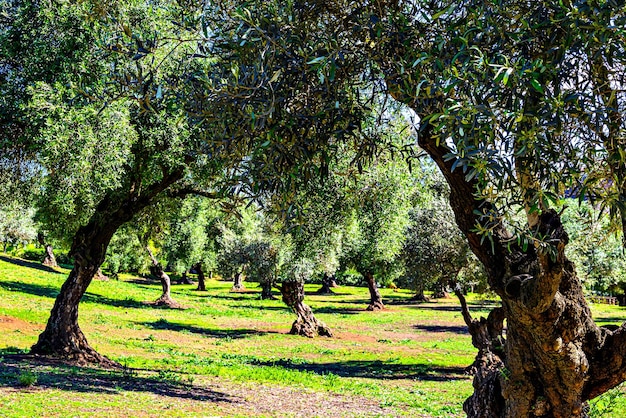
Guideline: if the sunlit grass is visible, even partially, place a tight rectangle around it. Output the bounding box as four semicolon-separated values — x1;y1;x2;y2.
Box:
1;255;625;417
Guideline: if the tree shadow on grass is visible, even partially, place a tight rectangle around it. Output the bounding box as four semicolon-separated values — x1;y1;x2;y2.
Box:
313;306;363;315
138;319;271;339
595;317;626;325
0;280;148;310
413;324;469;335
0;255;63;275
0;280;60;299
0;354;236;403
254;358;467;382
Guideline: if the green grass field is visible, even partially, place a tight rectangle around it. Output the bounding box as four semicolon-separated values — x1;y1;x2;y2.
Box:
0;255;625;417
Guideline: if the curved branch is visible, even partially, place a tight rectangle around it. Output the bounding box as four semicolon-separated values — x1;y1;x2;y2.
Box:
584;323;626;400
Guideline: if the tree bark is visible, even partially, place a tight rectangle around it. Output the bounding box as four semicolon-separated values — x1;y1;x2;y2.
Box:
231;272;245;292
37;232;58;268
31;215;129;366
31;168;184;365
416;124;614;417
316;273;335;294
410;288;430;302
279;281;332;337
260;278;275;299
195;263;206;291
364;272;384;311
147;247;181;309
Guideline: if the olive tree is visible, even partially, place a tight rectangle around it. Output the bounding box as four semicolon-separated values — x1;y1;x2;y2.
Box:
197;1;626;415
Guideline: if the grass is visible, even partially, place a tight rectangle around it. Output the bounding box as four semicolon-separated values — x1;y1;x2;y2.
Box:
0;255;625;417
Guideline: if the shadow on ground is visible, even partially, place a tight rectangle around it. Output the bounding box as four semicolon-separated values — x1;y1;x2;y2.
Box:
253;358;467;382
413;324;469;335
0;256;63;275
0;354;236;403
138;319;271;339
0;280;148;310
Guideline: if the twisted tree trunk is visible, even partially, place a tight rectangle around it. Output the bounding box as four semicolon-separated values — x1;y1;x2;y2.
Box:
147;247;180;309
418;125;617;417
364;272;384;311
178;271;194;285
231;272;244;292
94;268;109;281
260;278;275;299
31;169;183;365
37;232;57;268
195;263;206;291
31;215;125;366
316;273;335;294
279;281;332;337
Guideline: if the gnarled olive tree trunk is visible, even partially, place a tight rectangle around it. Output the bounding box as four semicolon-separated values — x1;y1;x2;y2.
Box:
195;262;206;291
178;270;194;285
316;273;335;294
231;271;244;291
146;247;180;309
279;281;332;337
364;272;384;311
260;278;275;299
31;216;125;366
37;232;57;268
419;127;621;417
31;170;183;365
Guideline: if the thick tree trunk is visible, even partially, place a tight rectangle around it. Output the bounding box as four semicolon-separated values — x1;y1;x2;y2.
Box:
260;278;275;299
31;218;126;366
231;272;244;292
147;247;180;309
31;168;183;365
316;273;335;294
410;288;430;302
364;272;384;311
31;263;116;366
280;281;332;337
195;263;206;291
415;125;618;417
454;287;506;416
37;233;58;268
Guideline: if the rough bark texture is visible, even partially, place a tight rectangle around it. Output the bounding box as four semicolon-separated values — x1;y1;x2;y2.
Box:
195;263;206;291
280;281;332;338
364;272;384;311
38;233;58;268
230;272;245;292
455;288;506;416
416;125;618;417
147;247;181;309
31;168;184;365
30;263;117;367
260;279;275;299
316;273;335;294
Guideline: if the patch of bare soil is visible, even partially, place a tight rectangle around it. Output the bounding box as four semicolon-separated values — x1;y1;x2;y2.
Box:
221;381;400;417
0;316;40;333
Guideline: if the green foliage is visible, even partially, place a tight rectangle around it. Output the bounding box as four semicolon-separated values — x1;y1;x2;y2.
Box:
0;203;37;250
165;197;221;275
561;200;626;294
17;370;38;387
104;224;149;276
340;158;416;285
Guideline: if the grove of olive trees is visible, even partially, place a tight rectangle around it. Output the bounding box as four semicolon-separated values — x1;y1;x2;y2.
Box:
3;1;626;417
